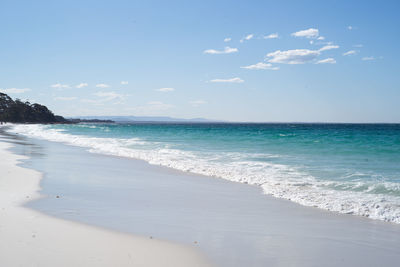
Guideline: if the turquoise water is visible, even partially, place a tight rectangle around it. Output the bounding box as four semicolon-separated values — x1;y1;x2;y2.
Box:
10;123;400;223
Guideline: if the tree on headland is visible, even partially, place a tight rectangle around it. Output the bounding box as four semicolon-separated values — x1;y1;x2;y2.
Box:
0;93;67;123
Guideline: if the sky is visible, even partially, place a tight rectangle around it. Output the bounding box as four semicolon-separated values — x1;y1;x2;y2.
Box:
0;0;399;122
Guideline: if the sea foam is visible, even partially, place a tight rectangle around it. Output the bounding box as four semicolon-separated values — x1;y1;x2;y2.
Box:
9;124;400;224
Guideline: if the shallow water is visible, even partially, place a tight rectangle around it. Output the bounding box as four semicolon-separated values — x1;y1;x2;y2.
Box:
2;131;400;267
9;123;400;223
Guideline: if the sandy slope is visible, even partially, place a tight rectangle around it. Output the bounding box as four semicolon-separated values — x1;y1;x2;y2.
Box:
0;141;212;267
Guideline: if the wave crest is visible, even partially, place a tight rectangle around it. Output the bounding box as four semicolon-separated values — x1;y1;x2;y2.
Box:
9;124;400;224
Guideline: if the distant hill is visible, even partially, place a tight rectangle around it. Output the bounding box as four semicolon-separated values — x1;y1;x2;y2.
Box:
71;116;219;123
0;93;218;124
0;93;67;123
68;118;115;123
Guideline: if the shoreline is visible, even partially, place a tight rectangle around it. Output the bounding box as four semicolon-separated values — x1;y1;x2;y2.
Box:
8;122;400;224
0;138;212;267
2;127;400;266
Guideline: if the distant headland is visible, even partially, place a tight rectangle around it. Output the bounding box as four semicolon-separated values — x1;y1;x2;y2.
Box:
0;93;67;123
1;92;220;124
0;93;113;124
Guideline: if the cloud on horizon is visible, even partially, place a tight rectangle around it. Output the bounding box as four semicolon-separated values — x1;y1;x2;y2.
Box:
124;101;175;115
210;77;244;83
0;88;31;94
94;91;124;100
96;83;110;88
156;87;175;92
145;101;174;111
54;96;77;101
189;100;207;107
316;58;336;64
76;83;88;88
204;46;238;54
241;62;279;70
81;91;125;105
50;83;70;89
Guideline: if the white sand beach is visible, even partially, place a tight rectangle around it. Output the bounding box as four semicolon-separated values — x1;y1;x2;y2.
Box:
2;128;400;267
0;141;212;267
1;0;399;265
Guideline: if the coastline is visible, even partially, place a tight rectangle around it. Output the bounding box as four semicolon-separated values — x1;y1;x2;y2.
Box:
9;122;400;224
2;127;400;266
0;138;212;267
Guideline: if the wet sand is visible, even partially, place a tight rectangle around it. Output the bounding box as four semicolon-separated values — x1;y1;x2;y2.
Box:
2;129;400;266
0;133;212;267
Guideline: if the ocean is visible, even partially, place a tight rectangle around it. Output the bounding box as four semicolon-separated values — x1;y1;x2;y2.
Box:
9;123;400;223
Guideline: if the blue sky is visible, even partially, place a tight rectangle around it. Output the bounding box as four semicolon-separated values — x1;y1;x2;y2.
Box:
0;0;399;122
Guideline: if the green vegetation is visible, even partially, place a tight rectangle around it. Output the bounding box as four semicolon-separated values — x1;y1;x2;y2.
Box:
0;93;67;123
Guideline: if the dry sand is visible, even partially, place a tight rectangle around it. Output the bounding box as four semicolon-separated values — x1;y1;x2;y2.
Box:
0;141;212;267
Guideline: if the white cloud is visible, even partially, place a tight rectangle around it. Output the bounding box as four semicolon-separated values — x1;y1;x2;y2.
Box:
189;100;207;107
121;81;129;85
317;36;325;40
94;91;123;100
343;50;357;56
80;99;100;104
147;101;174;110
291;28;319;38
210;77;244;83
264;33;279;39
81;91;125;105
96;83;110;88
240;62;279;70
204;46;238;54
156;87;175;92
50;83;69;89
0;88;31;94
76;83;88;88
319;45;339;52
266;44;340;65
125;101;175;115
240;34;254;43
310;40;314;45
266;49;320;64
224;37;231;42
348;26;353;30
316;58;336;64
353;44;363;48
362;56;375;61
54;96;77;101
245;34;254;40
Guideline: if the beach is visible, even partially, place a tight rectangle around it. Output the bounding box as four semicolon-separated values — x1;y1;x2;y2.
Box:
0;134;212;267
1;125;400;266
1;0;399;265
